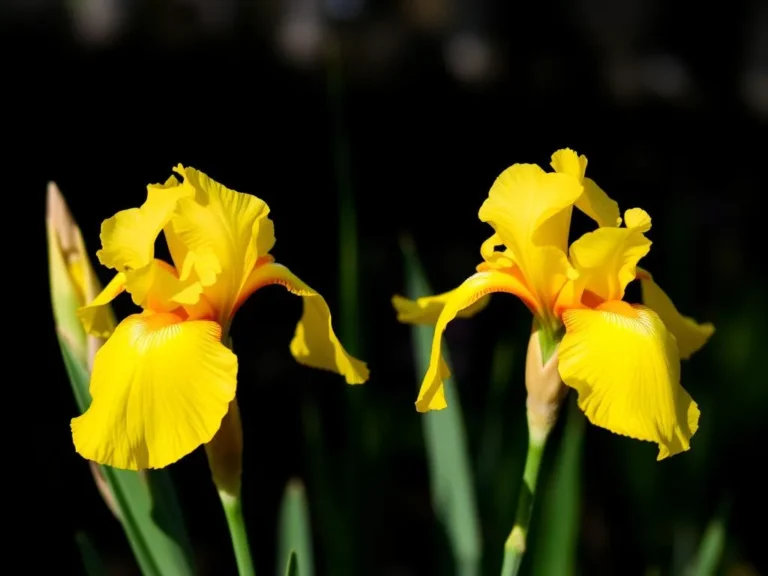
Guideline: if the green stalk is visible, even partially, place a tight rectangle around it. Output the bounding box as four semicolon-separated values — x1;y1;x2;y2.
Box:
500;432;548;576
221;493;256;576
500;325;561;576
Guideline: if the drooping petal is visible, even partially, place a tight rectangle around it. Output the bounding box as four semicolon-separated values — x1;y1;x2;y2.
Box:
411;270;538;412
567;208;652;303
636;268;715;360
550;148;621;228
478;163;582;318
71;312;238;470
168;165;274;323
392;288;491;325
77;273;127;337
239;262;368;384
558;300;699;460
96;175;190;273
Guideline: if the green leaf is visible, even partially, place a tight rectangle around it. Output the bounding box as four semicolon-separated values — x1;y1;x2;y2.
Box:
684;500;730;576
400;236;482;576
56;334;195;576
75;532;106;576
277;479;315;576
528;392;586;576
285;552;300;576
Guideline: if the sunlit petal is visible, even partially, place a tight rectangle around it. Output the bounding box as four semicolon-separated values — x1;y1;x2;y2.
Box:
77;272;127;337
71;312;237;470
478;163;582;316
550;148;621;228
168;165;274;322
413;270;538;412
239;262;369;384
96;175;190;273
567;208;652;303
558;300;699;460
637;268;715;359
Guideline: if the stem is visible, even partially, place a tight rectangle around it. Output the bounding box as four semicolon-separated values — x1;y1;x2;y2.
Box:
500;429;548;576
220;493;256;576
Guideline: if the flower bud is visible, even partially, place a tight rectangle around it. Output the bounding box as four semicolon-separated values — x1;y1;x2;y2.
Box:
205;399;244;500
524;327;567;444
47;181;115;372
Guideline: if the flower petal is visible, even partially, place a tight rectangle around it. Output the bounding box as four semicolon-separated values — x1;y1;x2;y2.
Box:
96;176;190;273
168;165;274;323
558;300;699;460
124;259;204;312
478;163;582;317
550;148;621;228
77;272;127;337
239;262;369;384
71;312;238;470
637;268;715;360
567;208;652;303
412;270;538;412
392;290;491;325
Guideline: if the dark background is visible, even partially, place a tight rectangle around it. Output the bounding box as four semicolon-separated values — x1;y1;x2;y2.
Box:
7;0;766;574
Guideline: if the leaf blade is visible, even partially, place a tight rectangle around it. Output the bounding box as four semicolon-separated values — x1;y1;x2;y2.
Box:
400;236;482;576
277;479;315;576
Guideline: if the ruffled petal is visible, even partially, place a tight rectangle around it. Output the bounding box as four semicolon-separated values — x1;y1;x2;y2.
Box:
71;312;238;470
558;300;699;460
168;165;274;323
567;208;652;303
550;148;621;228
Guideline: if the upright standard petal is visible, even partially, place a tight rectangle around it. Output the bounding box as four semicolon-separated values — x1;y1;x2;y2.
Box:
558;300;699;460
96;176;190;273
636;268;715;359
239;262;369;384
566;208;652;304
168;165;275;324
71;312;238;470
550;148;621;228
411;270;538;412
478;163;582;317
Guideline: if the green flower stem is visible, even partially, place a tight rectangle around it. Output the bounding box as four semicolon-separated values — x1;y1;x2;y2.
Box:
221;493;256;576
500;431;548;576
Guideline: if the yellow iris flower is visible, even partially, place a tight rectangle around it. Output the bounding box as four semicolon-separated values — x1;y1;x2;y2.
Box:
73;165;369;470
393;149;714;460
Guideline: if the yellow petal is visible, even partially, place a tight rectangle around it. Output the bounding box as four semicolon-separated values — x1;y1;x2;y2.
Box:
77;273;127;337
124;259;204;312
478;163;582;317
637;268;714;360
578;178;622;228
96;176;190;273
558;300;699;460
168;165;274;324
71;312;238;470
567;208;652;303
392;288;491;325
550;148;587;180
413;269;538;412
239;262;369;384
479;233;515;269
550;148;621;228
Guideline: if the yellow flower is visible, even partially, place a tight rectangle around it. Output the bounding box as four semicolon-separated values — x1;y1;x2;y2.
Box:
392;149;713;460
73;165;369;470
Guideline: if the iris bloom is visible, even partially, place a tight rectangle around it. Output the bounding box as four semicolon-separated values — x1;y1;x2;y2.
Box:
73;165;369;470
393;149;713;459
